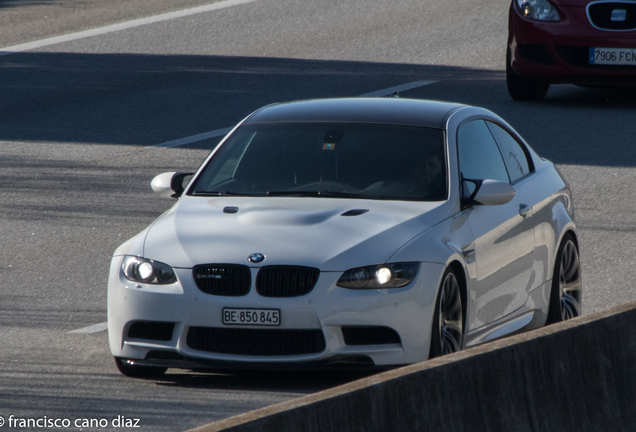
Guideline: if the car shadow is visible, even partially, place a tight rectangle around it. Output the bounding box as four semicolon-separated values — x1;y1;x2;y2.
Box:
2;51;636;168
152;368;383;393
0;51;470;146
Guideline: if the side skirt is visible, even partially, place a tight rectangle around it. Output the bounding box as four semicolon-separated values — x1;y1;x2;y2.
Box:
463;280;551;348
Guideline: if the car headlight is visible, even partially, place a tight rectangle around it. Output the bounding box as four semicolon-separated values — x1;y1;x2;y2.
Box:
337;263;420;289
121;256;177;285
516;0;560;21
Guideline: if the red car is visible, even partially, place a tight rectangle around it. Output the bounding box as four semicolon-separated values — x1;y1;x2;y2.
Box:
507;0;636;100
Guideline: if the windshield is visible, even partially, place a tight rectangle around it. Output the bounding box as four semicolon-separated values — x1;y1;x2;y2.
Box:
189;122;447;201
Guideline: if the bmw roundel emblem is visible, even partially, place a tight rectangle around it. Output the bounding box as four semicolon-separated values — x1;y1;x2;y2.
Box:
248;253;265;263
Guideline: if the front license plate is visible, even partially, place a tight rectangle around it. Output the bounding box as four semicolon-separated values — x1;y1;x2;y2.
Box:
222;308;281;326
590;47;636;65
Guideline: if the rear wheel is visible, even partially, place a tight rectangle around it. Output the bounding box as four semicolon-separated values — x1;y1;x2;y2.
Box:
430;268;464;358
114;357;167;379
506;49;549;101
547;234;582;324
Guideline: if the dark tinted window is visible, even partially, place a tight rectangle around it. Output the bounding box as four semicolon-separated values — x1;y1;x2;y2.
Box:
457;120;509;184
190;123;447;201
486;122;532;183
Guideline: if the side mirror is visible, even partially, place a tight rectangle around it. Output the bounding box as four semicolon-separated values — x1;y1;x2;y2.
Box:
151;172;193;199
462;179;516;208
473;179;516;206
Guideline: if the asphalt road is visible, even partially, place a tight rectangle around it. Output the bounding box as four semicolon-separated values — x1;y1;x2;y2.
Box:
1;0;636;430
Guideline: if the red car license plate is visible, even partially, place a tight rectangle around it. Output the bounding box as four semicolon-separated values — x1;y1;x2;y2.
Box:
590;47;636;65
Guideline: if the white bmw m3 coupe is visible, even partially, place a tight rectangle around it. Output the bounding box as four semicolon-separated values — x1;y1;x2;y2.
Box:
108;97;582;378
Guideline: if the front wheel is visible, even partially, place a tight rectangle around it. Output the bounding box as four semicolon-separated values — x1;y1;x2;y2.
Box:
547;234;582;324
506;49;549;101
429;268;464;358
114;357;167;379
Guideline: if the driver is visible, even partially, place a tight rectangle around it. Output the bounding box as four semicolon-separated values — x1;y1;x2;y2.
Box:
361;149;445;200
411;152;445;199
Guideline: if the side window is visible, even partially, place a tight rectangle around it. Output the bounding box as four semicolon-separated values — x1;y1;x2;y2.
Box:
457;120;509;185
486;122;532;183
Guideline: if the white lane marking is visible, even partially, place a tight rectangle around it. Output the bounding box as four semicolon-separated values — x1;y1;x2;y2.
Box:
0;0;262;57
68;322;108;334
152;80;439;148
153;127;233;148
358;80;437;97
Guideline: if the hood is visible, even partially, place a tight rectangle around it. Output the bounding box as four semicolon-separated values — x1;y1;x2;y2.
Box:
139;196;451;271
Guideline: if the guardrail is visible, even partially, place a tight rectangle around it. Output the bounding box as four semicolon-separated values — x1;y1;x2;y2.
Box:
186;301;636;432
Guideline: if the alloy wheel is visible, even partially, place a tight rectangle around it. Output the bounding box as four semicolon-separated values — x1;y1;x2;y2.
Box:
558;239;582;320
438;272;463;355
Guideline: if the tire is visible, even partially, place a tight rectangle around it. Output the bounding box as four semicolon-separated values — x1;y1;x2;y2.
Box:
506;49;549;101
114;357;167;379
546;234;582;324
429;267;464;358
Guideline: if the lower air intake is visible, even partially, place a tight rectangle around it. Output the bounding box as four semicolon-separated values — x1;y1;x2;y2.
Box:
186;327;326;356
127;321;175;342
342;326;401;346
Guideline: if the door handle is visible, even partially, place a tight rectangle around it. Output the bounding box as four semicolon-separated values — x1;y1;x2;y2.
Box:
519;203;531;217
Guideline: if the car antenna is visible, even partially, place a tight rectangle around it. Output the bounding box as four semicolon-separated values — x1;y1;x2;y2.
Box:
390;91;400;98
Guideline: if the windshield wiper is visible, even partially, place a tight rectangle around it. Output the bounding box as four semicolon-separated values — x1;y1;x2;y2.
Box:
267;190;367;198
225;191;266;196
191;190;265;196
193;190;371;198
191;191;222;196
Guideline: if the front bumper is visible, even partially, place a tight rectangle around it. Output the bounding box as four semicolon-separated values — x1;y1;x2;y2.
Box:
508;4;636;86
107;257;445;369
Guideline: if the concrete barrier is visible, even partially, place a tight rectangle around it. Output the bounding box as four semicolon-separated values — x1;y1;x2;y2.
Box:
186;301;636;432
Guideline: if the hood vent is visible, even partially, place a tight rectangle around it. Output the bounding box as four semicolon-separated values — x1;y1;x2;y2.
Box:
341;209;369;217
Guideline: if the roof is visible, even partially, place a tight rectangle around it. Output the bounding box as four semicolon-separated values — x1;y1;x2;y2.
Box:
244;98;467;130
